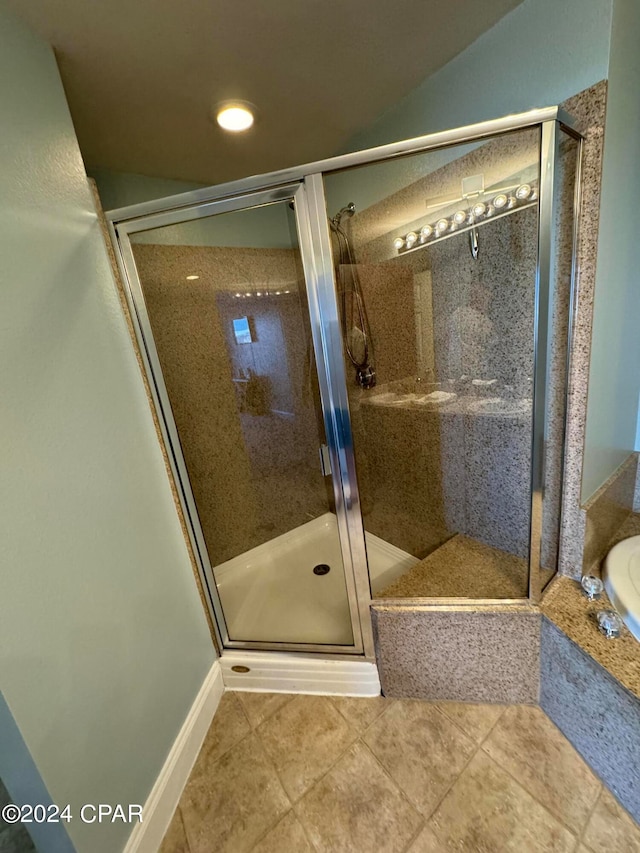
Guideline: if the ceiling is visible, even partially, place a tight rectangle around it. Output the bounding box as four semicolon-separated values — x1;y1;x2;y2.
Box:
14;0;523;185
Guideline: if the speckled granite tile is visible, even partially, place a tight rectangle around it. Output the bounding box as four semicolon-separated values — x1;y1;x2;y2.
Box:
132;242;328;569
372;606;540;703
376;533;527;599
541;577;640;699
461;410;531;560
541;131;580;578
582;453;637;571
540;617;640;823
558;81;608;579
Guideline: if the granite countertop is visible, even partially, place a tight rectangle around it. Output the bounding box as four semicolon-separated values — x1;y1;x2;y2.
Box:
542;575;640;700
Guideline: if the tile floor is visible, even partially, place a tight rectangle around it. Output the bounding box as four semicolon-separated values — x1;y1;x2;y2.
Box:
160;692;640;853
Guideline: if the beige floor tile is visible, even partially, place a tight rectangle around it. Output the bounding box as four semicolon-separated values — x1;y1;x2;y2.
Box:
330;694;391;733
197;692;251;765
429;750;576;852
363;700;476;816
235;691;295;728
436;702;504;744
296;741;422;853
180;732;290;853
252;810;314;853
407;824;447;851
483;705;601;834
582;789;640;851
159;807;189;853
257;694;357;801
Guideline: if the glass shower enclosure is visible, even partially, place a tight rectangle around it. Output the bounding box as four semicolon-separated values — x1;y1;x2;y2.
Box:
108;108;582;659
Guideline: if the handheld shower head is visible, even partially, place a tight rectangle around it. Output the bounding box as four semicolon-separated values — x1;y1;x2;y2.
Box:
331;202;356;227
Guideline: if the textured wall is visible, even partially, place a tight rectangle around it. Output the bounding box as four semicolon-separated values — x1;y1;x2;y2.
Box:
326;132;546;579
0;5;215;852
132;242;329;566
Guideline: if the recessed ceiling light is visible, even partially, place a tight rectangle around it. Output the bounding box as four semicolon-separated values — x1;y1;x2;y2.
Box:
216;102;255;132
186;274;199;280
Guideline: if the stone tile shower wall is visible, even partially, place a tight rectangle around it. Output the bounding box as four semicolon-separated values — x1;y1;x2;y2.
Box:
427;208;537;560
131;244;328;567
338;131;541;567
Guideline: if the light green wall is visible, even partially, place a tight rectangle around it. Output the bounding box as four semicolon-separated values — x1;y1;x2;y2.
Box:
0;5;216;853
344;0;640;500
345;0;612;151
89;168;204;211
91;167;297;248
581;0;640;498
332;0;612;215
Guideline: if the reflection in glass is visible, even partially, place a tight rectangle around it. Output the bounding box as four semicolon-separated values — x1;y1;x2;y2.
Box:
130;201;354;645
324;128;548;599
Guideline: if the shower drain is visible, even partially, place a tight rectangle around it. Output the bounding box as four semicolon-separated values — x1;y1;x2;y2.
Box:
313;564;331;576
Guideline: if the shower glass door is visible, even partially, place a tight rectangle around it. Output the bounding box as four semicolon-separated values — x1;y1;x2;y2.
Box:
323;128;544;601
115;185;364;652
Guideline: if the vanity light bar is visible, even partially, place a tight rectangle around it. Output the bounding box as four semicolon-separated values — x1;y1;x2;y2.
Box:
393;182;538;253
231;290;292;298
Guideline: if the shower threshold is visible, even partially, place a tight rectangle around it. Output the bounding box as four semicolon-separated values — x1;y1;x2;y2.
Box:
214;513;418;646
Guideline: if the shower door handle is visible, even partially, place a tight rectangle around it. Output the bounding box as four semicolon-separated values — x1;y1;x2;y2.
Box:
319;444;332;477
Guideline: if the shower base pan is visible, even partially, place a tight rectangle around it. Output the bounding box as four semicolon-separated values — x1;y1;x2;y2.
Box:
214;512;417;646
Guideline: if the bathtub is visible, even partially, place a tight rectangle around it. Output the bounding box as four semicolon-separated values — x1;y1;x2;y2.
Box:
603;535;640;641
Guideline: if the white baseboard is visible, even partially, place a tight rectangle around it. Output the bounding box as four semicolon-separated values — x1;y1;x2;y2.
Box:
220;650;381;697
123;660;223;853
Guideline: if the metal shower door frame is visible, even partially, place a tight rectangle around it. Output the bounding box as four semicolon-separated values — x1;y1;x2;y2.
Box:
106;104;584;644
110;182;373;657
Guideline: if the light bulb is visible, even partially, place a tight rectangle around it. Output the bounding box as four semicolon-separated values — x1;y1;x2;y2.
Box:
393;237;405;250
453;210;467;225
186;274;199;281
436;218;449;233
507;195;517;209
493;194;508;209
420;225;433;240
485;204;495;217
472;202;486;217
245;292;251;297
516;183;532;200
235;292;241;298
405;231;418;247
216;103;254;132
